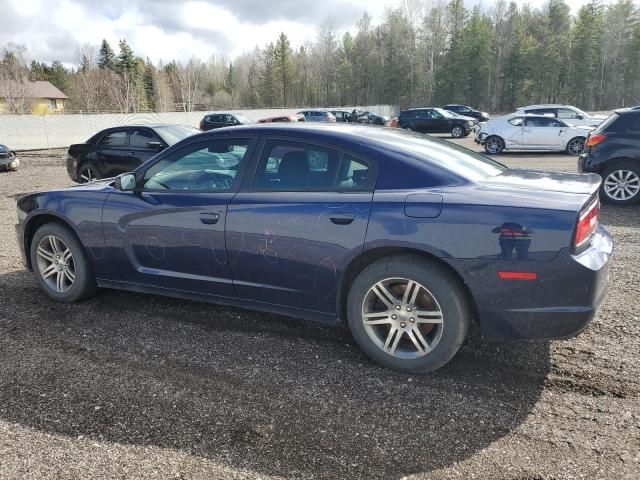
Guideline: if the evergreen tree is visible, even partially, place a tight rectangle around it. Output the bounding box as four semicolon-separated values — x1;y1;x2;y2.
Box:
143;59;157;111
97;39;116;70
273;33;293;106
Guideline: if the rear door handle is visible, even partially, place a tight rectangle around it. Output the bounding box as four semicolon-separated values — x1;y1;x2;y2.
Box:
127;151;134;156
200;212;220;225
330;214;355;225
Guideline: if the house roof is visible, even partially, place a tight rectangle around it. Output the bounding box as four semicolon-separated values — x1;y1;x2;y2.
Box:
27;81;67;99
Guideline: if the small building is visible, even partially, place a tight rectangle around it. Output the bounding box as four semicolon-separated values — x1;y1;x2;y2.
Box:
0;80;67;114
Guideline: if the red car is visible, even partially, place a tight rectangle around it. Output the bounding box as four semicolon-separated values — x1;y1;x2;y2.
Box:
258;114;305;123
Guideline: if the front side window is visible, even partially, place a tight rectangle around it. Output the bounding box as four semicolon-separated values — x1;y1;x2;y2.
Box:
253;140;372;191
142;139;250;191
99;130;127;147
509;117;524;126
557;108;579;119
129;129;159;148
415;110;430;119
525;117;561;128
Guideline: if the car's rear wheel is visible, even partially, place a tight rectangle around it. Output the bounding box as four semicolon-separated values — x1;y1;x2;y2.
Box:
600;162;640;205
30;223;97;302
484;136;504;154
78;163;99;183
566;137;586;156
451;126;464;138
347;255;470;373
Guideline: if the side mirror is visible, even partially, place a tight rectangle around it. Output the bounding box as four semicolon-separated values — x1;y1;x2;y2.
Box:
576;114;584;120
115;172;137;191
147;141;163;150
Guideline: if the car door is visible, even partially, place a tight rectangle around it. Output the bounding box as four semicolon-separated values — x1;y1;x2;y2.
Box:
413;109;432;132
101;136;255;297
226;137;377;314
523;117;566;148
128;128;164;170
91;129;130;177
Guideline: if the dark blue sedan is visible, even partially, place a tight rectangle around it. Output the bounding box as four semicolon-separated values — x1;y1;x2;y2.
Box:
15;124;612;372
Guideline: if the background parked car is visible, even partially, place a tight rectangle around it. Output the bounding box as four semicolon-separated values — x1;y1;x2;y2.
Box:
0;144;19;171
443;104;490;122
298;110;336;122
579;106;640;205
259;114;305;123
66;124;199;183
476;114;589;155
199;112;253;131
397;107;476;138
516;105;606;128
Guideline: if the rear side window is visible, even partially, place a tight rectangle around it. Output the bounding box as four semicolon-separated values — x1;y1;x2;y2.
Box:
400;111;416;119
99;130;127;147
253;140;373;191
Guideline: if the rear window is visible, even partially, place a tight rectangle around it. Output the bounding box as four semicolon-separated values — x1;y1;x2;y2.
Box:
597;112;640;134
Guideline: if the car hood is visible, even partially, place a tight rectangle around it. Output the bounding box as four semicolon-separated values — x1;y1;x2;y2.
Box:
66;178;116;191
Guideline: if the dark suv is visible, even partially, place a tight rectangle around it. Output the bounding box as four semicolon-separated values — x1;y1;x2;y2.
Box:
199;112;253;131
579;107;640;205
443;104;490;122
397;107;476;138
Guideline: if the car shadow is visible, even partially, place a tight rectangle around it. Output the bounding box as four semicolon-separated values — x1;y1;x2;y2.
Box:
0;269;550;479
600;204;640;228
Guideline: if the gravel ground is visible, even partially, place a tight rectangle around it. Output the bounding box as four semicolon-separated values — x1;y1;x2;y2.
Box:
0;139;638;480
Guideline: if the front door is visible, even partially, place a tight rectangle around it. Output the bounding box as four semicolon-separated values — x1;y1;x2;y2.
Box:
101;136;254;297
523;117;565;148
226;138;376;314
93;129;130;178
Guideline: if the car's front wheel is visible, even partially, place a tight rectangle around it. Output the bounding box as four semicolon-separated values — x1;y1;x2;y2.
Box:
347;255;470;373
566;137;586;156
451;125;465;138
484;136;504;154
78;163;99;183
30;222;97;302
600;162;640;205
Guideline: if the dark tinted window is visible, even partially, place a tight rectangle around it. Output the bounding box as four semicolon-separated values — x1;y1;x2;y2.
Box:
129;129;158;148
99;130;127;147
400;110;416;119
143;139;250;191
415;110;431;119
254;140;369;191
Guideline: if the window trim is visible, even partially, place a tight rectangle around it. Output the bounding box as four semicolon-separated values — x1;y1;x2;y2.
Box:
96;128;129;149
244;135;379;194
128;127;162;150
132;137;256;194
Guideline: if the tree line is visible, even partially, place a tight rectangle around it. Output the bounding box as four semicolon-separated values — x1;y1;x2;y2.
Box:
1;0;639;115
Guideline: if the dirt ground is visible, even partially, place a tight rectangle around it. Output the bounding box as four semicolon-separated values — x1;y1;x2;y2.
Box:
0;138;638;480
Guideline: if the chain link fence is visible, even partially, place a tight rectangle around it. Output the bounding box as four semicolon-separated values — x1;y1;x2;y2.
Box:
0;105;399;151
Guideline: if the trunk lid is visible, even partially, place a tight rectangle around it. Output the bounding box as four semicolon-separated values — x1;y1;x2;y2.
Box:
481;169;601;196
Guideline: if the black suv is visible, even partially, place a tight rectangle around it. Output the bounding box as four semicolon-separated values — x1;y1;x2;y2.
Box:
443;104;490;122
66;125;198;183
199;112;253;131
397;107;476;138
579;107;640;205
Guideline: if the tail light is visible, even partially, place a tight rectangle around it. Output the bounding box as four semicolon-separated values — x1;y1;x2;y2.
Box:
585;133;606;148
573;198;600;250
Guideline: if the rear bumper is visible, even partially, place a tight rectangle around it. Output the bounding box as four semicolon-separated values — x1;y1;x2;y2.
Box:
452;226;613;341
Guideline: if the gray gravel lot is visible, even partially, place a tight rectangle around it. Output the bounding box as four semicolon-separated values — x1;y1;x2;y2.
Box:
0;138;638;479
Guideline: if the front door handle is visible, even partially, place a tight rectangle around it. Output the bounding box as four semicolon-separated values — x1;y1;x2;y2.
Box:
127;151;134;156
200;212;220;225
330;214;355;225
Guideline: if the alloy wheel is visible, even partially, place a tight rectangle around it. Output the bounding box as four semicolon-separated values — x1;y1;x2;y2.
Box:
604;170;640;201
36;235;76;293
567;138;585;155
451;127;463;138
485;137;503;154
361;278;444;359
79;166;97;183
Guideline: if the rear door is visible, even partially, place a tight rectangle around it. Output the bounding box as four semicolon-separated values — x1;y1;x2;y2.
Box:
226;137;377;314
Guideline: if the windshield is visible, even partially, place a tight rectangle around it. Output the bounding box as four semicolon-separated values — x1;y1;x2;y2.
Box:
155;125;200;145
234;114;253;124
434;108;456;118
357;128;507;181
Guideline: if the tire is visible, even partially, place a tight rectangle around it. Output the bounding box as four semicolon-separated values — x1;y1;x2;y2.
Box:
29;222;97;302
566;137;586;156
78;163;100;183
600;161;640;205
347;255;470;373
484;136;504;154
451;125;464;138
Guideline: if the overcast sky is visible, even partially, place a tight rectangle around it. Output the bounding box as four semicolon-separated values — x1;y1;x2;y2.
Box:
1;0;614;65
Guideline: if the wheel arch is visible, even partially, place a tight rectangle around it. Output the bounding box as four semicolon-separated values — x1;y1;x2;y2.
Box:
337;246;479;326
23;213;84;270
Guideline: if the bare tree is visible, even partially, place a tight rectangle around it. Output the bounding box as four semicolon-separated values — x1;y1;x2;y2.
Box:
0;43;30;114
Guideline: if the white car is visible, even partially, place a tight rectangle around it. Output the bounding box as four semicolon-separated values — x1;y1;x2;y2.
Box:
475;114;592;155
515;104;607;127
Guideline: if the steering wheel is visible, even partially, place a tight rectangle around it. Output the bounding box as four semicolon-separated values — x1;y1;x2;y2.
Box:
186;170;234;190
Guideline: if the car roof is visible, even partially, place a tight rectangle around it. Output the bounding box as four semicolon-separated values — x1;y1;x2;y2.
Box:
103;124;193;130
517;104;568;109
